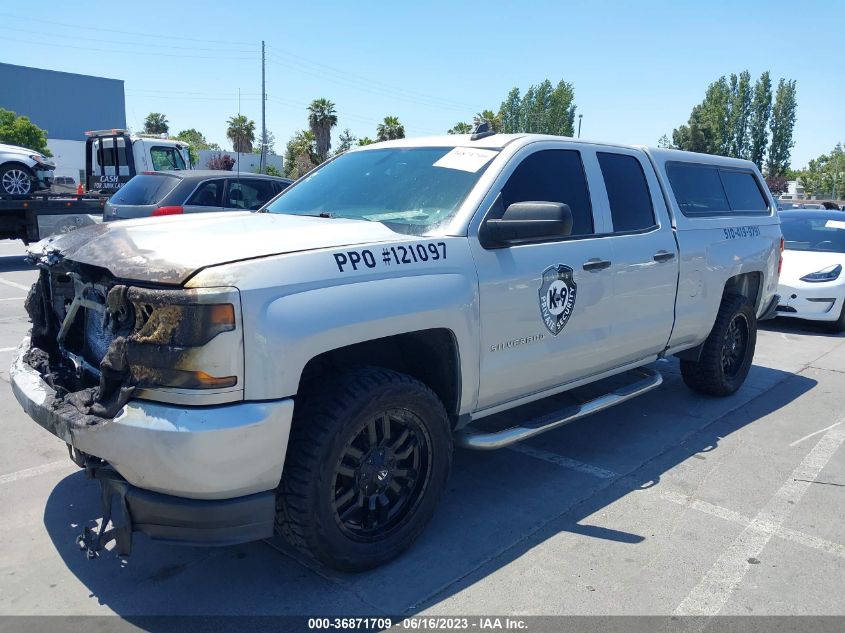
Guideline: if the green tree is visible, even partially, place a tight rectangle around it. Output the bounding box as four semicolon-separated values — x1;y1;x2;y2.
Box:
0;109;51;155
283;130;317;178
498;87;522;134
447;122;473;134
334;128;357;155
226;114;256;153
376;116;405;141
307;98;338;162
252;130;276;155
727;71;752;158
547;80;577;136
797;143;845;199
358;137;375;146
174;128;220;165
263;164;283;177
766;79;798;177
657;134;674;149
473;110;501;132
749;71;773;169
143;112;169;135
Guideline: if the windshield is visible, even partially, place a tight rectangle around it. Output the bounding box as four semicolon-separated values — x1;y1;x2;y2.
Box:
781;216;845;253
109;174;179;205
265;147;497;234
150;146;187;171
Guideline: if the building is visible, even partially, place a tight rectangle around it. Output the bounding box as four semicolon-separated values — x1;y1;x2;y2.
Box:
0;63;126;182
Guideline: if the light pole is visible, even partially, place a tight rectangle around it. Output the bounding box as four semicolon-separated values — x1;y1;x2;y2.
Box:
577;114;583;139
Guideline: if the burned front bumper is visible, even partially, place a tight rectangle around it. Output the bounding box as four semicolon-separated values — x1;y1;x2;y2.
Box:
10;334;294;547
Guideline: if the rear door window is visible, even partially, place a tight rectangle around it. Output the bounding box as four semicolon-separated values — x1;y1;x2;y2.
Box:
186;179;224;207
668;163;769;216
109;174;179;205
598;152;656;232
225;179;277;210
500;149;594;236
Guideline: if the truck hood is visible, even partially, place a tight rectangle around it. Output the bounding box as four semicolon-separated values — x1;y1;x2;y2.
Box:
27;212;401;285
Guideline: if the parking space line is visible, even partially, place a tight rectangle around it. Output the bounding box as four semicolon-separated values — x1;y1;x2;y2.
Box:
789;420;844;447
0;296;25;302
508;443;620;479
0;347;17;353
0;460;75;486
0;278;30;291
674;422;845;618
661;490;845;560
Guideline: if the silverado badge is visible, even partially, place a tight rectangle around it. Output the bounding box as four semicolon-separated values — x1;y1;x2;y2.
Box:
539;264;577;336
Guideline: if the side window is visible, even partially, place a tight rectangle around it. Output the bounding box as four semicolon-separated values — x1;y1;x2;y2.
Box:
597;152;656;232
225;179;277;210
186;180;223;207
667;163;729;215
150;147;187;171
500;149;593;236
719;170;768;211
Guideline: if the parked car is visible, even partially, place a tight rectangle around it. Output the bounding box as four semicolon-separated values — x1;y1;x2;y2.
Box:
103;170;293;221
777;209;845;330
0;142;55;196
51;176;78;194
14;133;781;570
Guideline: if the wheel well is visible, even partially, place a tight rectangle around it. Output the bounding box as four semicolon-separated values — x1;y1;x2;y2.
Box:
1;161;34;174
299;329;462;425
723;272;762;310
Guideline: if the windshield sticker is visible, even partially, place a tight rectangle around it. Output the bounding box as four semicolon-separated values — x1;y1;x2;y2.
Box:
825;220;845;230
539;265;577;336
723;226;761;240
333;241;447;272
433;147;498;173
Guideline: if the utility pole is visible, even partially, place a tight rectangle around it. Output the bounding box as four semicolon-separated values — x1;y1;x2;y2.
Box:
577;114;583;139
260;40;267;173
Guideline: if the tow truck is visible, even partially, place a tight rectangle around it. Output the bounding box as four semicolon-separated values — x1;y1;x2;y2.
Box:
1;129;191;243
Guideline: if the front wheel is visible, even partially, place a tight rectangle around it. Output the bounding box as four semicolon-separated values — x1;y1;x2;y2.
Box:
0;164;35;196
681;294;757;396
276;366;453;571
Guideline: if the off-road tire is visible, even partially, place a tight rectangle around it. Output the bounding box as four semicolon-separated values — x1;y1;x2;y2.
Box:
0;164;35;196
681;294;757;396
276;366;453;571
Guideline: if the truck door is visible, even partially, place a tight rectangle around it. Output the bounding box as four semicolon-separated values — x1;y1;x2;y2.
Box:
592;149;679;364
469;145;617;411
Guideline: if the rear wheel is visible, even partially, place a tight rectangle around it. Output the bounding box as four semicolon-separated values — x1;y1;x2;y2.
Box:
1;164;35;196
681;294;757;396
276;366;452;571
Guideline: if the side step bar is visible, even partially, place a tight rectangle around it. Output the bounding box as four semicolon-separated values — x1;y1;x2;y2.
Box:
456;367;663;450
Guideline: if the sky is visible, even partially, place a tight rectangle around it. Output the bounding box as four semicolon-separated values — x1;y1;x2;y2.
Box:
0;0;842;168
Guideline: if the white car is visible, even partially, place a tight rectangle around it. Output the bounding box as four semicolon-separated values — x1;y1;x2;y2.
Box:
777;209;845;330
0;142;55;196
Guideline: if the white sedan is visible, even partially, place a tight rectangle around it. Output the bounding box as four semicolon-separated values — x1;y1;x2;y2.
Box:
777;210;845;330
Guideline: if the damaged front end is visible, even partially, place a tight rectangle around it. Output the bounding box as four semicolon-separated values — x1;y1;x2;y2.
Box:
17;253;250;557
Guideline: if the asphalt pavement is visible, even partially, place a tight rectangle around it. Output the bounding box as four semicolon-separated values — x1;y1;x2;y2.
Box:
0;238;843;623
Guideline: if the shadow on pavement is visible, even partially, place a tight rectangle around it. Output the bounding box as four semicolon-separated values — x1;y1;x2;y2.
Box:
42;362;817;619
760;316;844;337
0;255;33;273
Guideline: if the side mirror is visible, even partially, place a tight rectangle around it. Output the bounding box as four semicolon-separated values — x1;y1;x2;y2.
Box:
480;201;573;248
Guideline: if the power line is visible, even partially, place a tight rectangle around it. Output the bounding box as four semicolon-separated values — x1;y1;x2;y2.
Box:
0;13;255;46
1;35;254;61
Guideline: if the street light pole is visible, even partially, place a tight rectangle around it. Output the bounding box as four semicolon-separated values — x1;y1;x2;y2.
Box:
260;40;267;173
577;114;583;139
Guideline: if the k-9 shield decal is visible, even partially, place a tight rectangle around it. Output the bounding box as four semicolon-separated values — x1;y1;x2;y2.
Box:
539;264;577;335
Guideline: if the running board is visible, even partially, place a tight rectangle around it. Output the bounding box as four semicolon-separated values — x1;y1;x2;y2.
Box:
456;367;663;450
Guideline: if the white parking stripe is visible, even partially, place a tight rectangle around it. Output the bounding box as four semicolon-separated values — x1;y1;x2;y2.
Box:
0;296;26;302
789;420;844;447
0;461;75;486
508;443;620;479
674;423;845;618
662;491;845;560
0;278;30;291
0;347;17;353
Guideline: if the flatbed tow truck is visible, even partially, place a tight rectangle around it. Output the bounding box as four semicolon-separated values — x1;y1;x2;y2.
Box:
0;129;191;243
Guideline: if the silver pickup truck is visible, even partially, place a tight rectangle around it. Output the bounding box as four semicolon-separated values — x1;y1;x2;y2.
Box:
11;131;782;570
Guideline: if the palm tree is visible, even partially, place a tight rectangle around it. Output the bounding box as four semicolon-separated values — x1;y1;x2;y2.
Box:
473;109;501;132
307;98;338;161
376;116;405;142
226;114;256;153
143;112;169;135
447;122;473;134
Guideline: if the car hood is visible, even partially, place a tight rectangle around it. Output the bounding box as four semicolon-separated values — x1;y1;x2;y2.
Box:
27;212;402;285
780;249;845;284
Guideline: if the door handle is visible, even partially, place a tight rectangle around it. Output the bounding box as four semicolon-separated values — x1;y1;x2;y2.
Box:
653;250;676;263
582;258;612;272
